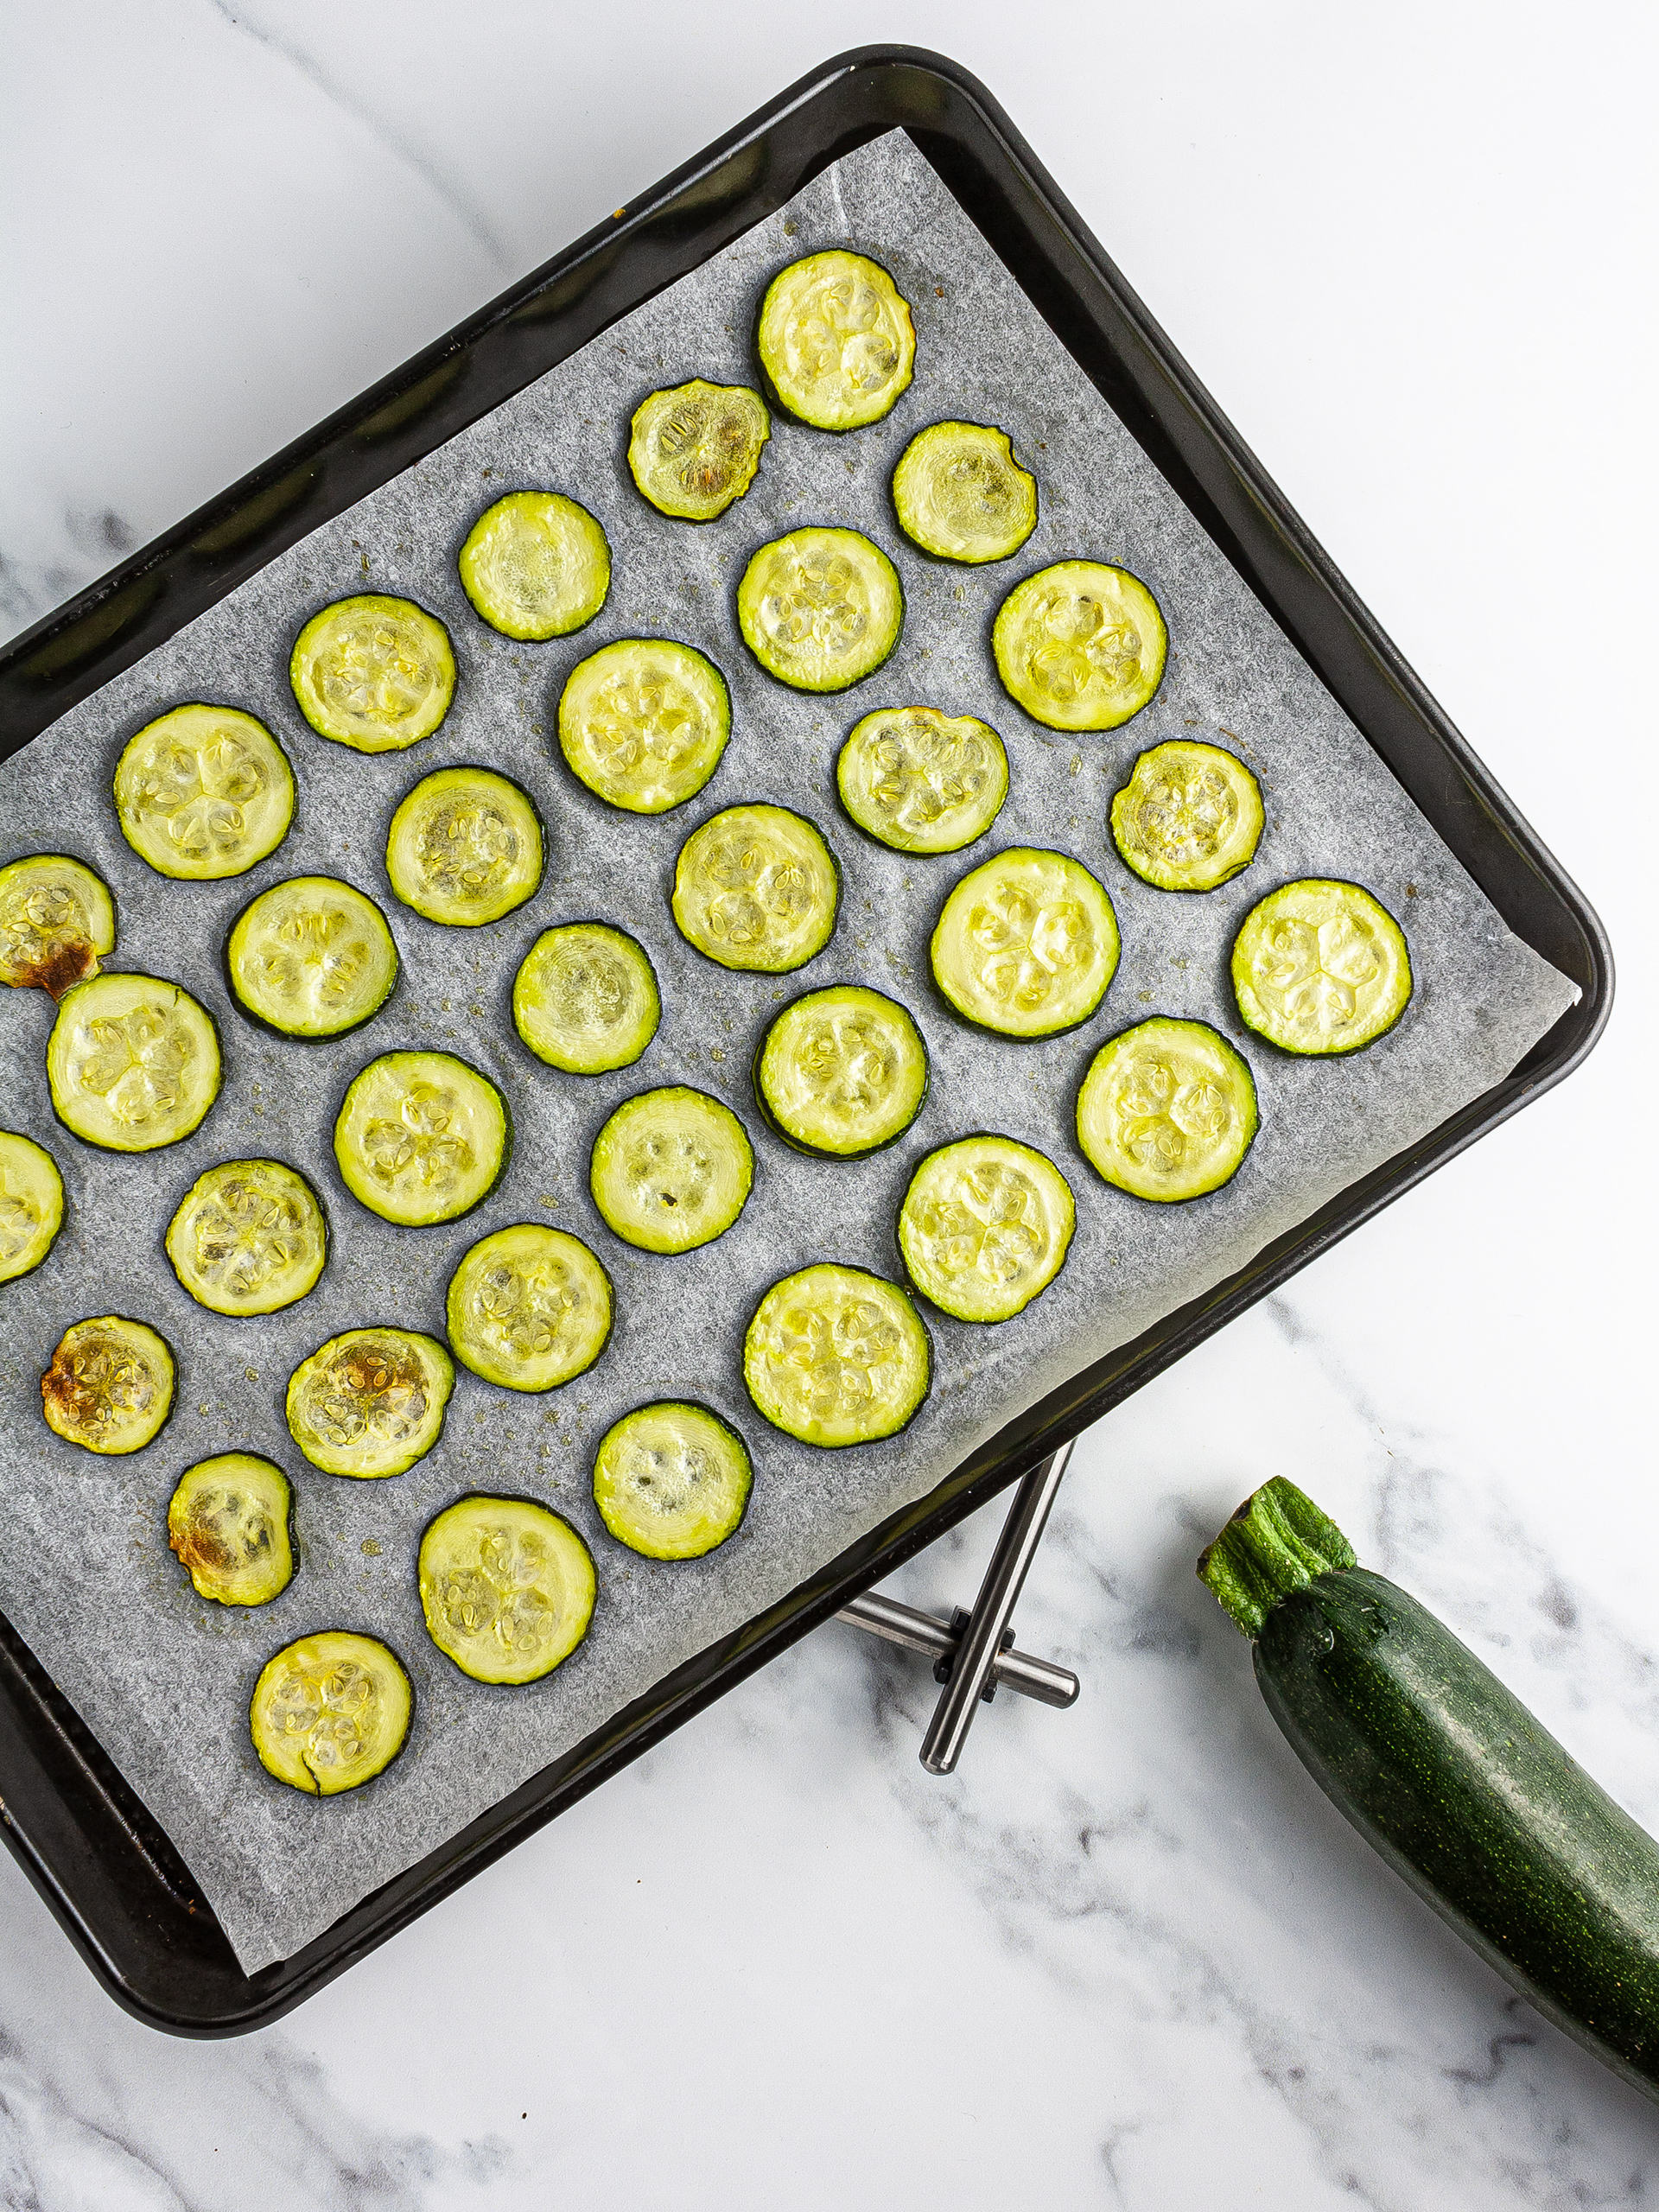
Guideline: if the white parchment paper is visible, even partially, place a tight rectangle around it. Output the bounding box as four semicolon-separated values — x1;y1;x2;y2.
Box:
0;133;1576;1970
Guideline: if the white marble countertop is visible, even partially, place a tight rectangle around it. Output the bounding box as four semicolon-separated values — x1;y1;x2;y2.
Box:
2;3;1654;2205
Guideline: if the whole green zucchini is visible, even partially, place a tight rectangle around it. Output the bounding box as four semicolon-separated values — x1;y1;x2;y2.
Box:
1199;1479;1659;2103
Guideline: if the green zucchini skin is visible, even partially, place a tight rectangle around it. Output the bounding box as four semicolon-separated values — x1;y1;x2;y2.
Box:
1256;1565;1659;2102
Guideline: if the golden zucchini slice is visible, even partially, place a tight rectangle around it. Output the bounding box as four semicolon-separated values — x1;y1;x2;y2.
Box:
931;848;1119;1039
993;561;1167;732
165;1157;327;1317
592;1401;753;1560
418;1495;595;1685
445;1223;613;1391
0;1129;64;1283
898;1135;1075;1323
113;704;294;880
758;251;916;430
290;594;456;752
226;875;400;1039
744;1262;931;1447
385;766;543;925
285;1326;454;1478
671;804;839;973
1231;879;1413;1055
755;985;928;1157
1077;1016;1259;1201
891;422;1037;563
1109;741;1264;893
590;1087;753;1255
512;922;660;1075
737;528;904;693
458;490;610;640
0;854;115;997
168;1453;294;1606
46;973;221;1151
628;381;771;520
557;639;731;814
41;1315;174;1454
334;1050;509;1226
836;705;1008;855
251;1631;411;1796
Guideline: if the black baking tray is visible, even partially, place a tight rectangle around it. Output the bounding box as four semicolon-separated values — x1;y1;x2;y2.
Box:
0;46;1611;2035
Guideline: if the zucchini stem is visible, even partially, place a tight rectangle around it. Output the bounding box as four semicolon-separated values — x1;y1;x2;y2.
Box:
1198;1478;1357;1638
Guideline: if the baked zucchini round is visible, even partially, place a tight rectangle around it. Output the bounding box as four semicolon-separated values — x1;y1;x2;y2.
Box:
0;1130;64;1283
898;1135;1075;1322
512;922;660;1075
290;594;456;752
385;766;543;925
1231;879;1413;1055
744;1262;931;1447
418;1495;596;1685
755;985;928;1157
226;875;400;1039
168;1453;294;1606
445;1223;613;1391
334;1050;509;1226
557;639;731;813
47;973;221;1151
285;1325;454;1478
41;1314;174;1454
1077;1016;1258;1201
592;1401;753;1560
113;704;294;880
458;490;610;640
992;561;1167;732
931;848;1119;1039
736;529;903;693
758;251;915;430
671;804;839;973
891;422;1037;564
627;381;770;520
590;1087;753;1255
1109;740;1264;893
165;1157;327;1317
0;854;115;997
250;1631;411;1796
836;705;1008;856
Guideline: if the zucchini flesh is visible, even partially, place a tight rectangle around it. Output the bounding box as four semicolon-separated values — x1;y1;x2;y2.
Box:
47;973;221;1152
592;1401;752;1560
113;704;294;880
512;923;660;1075
672;804;839;974
557;639;731;814
41;1314;174;1455
251;1631;411;1796
168;1452;294;1606
285;1325;454;1478
458;491;610;640
899;1135;1074;1323
445;1223;613;1391
744;1262;930;1447
0;1129;64;1283
756;985;928;1157
0;854;115;998
736;529;904;693
165;1157;327;1317
1077;1016;1257;1202
226;874;400;1039
758;251;916;430
385;766;543;925
931;848;1119;1039
419;1495;595;1684
891;421;1037;564
993;561;1167;733
1232;878;1412;1055
627;382;770;520
290;594;456;752
590;1086;753;1255
1200;1479;1659;2107
334;1050;508;1226
1109;740;1263;893
836;705;1007;856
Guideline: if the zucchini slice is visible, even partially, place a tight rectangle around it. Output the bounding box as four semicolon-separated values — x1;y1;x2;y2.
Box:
47;973;221;1151
385;766;543;926
836;705;1008;857
334;1050;509;1226
736;529;903;694
898;1135;1075;1323
627;381;771;520
285;1325;454;1478
290;594;456;752
250;1630;411;1796
744;1262;931;1447
589;1087;753;1255
758;251;916;431
557;639;731;815
1231;878;1413;1055
41;1314;174;1454
672;804;839;974
1077;1016;1258;1202
0;1130;64;1283
113;704;294;880
891;422;1037;564
418;1495;595;1685
165;1157;327;1317
168;1452;294;1606
0;853;115;997
1110;741;1264;893
445;1223;613;1391
226;874;400;1039
755;985;928;1157
993;561;1167;733
458;491;610;641
512;923;660;1076
592;1400;752;1560
931;848;1119;1039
